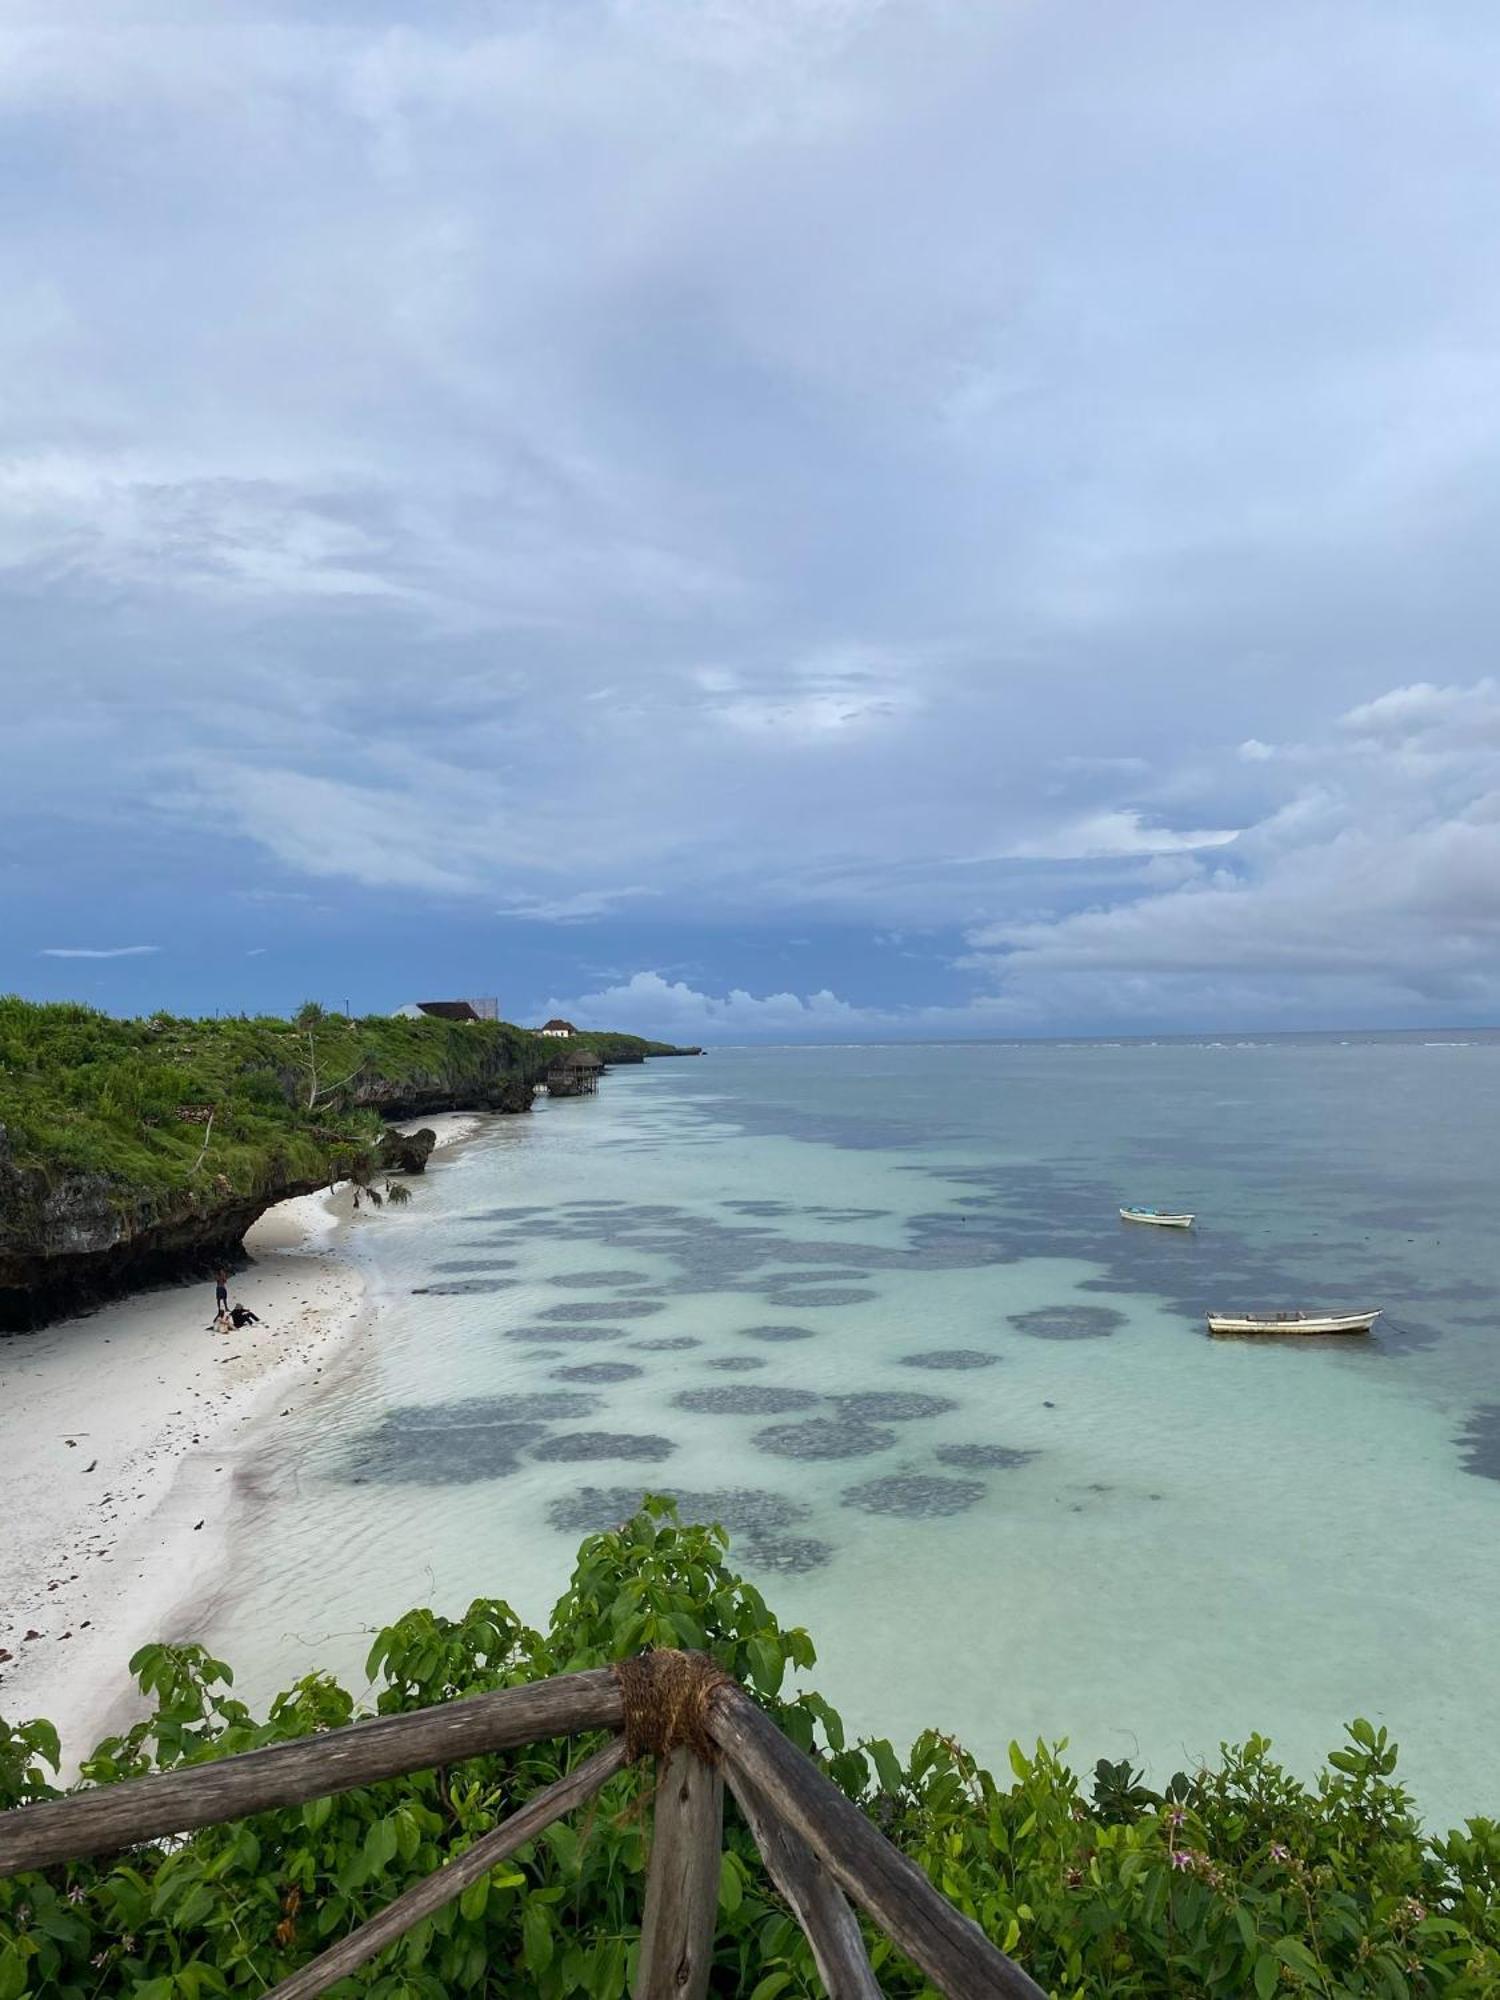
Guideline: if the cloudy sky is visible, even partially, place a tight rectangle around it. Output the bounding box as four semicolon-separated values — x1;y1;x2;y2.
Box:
5;0;1500;1038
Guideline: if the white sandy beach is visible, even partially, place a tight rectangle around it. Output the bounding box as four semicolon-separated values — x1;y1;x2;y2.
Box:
0;1115;479;1764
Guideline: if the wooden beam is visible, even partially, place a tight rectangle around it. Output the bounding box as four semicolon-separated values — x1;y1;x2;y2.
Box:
708;1688;1044;2000
263;1739;629;2000
726;1766;881;1999
0;1669;624;1874
634;1746;723;2000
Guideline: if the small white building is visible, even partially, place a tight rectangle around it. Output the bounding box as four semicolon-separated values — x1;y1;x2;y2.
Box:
539;1017;576;1038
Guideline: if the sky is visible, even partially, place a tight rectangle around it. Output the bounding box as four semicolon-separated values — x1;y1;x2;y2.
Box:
4;0;1500;1040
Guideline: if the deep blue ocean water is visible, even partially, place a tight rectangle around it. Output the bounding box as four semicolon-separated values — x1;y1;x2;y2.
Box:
208;1035;1500;1827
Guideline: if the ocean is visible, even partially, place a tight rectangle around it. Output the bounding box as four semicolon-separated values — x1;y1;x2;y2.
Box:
201;1035;1500;1829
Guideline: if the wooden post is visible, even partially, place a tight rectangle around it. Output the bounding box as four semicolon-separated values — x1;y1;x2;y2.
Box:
634;1746;722;2000
0;1669;624;1874
726;1767;881;1999
709;1686;1044;2000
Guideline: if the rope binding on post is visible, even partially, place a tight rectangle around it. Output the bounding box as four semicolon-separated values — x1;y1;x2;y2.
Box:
612;1649;734;1765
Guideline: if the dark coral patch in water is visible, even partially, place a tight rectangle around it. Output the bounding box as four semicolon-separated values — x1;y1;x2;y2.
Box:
530;1432;675;1463
630;1336;702;1351
391;1393;598;1426
548;1485;809;1539
546;1270;658;1289
546;1481;833;1569
707;1356;768;1371
345;1424;546;1484
460;1206;553;1220
760;1287;879;1308
538;1300;665;1322
746;1535;834;1574
739;1324;818;1343
899;1349;1001;1370
552;1362;645;1384
674;1387;821;1415
761;1267;873;1284
753;1419;896;1460
340;1392;599;1487
505;1325;628;1344
429;1259;520;1274
935;1443;1038;1470
412;1278;520;1295
1457;1404;1500;1481
842;1474;986;1517
833;1392;957;1423
1009;1305;1126;1341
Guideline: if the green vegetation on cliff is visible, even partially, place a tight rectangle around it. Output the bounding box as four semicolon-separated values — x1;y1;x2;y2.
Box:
0;999;547;1198
0;997;695;1328
1;1501;1496;1997
0;998;696;1195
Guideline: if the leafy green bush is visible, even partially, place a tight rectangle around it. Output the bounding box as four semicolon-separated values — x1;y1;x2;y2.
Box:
1;1501;1496;1997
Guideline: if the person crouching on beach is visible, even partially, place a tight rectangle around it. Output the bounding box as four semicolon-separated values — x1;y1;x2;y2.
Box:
229;1303;261;1329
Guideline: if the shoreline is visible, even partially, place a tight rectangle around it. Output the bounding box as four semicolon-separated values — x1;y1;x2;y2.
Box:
0;1114;483;1765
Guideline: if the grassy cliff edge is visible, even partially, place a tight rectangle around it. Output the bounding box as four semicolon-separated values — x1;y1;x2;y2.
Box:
0;999;694;1330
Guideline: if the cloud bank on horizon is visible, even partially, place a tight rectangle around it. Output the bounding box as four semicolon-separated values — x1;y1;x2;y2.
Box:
4;1;1500;1036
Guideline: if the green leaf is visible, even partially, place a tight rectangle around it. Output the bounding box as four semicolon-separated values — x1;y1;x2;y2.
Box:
364;1816;400;1874
869;1738;905;1796
0;1947;28;2000
1273;1936;1323;1980
718;1851;743;1916
522;1902;555;1976
748;1977;792;2000
173;1883;217;1928
458;1876;488;1923
745;1636;785;1697
1253;1953;1280;2000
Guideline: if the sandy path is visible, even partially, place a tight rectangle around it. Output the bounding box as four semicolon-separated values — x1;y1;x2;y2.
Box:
0;1114;480;1764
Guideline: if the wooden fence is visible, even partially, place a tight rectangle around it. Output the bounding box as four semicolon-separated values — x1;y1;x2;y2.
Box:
0;1650;1043;1999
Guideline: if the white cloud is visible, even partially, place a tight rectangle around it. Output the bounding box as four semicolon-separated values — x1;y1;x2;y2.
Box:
1341;678;1500;747
990;810;1241;863
495;886;660;924
540;969;881;1038
39;943;160;958
177;768;489;894
702;645;925;743
960;678;1500;1022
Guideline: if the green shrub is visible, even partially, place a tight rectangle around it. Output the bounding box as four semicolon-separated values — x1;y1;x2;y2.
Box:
1;1501;1495;1997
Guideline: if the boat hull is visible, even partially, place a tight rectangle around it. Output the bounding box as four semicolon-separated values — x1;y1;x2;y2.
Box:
1206;1311;1380;1336
1119;1208;1195;1228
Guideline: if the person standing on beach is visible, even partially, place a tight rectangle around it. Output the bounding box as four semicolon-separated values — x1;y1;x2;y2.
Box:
214;1267;229;1315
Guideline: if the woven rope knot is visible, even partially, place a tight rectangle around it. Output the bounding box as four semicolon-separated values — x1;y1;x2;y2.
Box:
612;1649;733;1765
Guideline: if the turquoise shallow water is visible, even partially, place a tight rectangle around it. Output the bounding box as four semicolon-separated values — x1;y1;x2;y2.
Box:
206;1037;1500;1828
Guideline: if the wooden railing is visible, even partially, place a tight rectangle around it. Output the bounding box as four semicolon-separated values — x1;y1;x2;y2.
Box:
0;1651;1044;1999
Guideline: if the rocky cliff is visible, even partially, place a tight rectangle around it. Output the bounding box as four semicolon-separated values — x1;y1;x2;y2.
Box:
0;1002;699;1332
0;1006;549;1331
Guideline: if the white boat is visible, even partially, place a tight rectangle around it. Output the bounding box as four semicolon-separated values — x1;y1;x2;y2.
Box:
1206;1309;1381;1337
1119;1206;1195;1228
